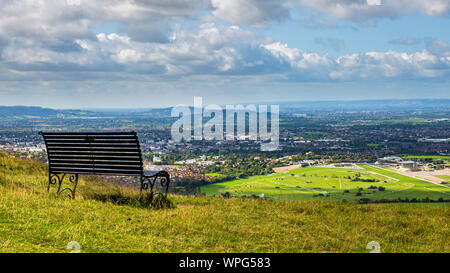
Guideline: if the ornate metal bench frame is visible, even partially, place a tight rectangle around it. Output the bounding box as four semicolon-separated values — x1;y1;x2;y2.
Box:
40;131;170;199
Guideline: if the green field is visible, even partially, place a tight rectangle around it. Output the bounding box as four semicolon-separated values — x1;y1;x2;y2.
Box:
435;175;450;182
205;173;226;177
201;165;450;202
378;118;430;125
1;152;449;253
403;155;450;160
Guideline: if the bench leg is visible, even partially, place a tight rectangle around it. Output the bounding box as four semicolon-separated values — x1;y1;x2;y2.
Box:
159;173;170;194
164;174;170;194
140;176;154;200
70;174;79;200
48;173;78;199
139;176;144;199
47;173;52;192
140;175;158;200
58;174;78;199
49;173;64;193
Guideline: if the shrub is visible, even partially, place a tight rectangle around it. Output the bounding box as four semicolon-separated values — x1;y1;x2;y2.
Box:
91;193;132;205
139;192;175;209
221;192;231;198
149;193;175;209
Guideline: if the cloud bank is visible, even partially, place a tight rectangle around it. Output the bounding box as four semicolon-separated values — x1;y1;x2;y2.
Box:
2;21;449;82
0;0;449;106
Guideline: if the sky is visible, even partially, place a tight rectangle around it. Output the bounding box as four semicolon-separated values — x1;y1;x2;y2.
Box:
0;0;449;108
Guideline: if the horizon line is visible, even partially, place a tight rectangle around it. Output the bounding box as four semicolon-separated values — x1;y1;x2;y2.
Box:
1;97;449;111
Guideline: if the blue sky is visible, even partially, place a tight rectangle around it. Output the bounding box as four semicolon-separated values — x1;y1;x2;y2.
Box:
259;13;450;55
0;0;449;108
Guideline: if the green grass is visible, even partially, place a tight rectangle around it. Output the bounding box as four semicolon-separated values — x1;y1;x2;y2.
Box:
435;175;450;182
380;118;429;125
1;152;449;253
205;173;226;177
350;118;430;125
367;144;382;147
402;155;450;160
201;165;450;202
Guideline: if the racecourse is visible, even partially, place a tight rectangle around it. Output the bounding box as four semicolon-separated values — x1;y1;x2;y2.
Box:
201;164;450;202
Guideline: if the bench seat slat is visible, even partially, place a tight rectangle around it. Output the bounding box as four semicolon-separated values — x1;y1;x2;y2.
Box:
50;172;141;176
48;154;142;158
49;168;142;175
47;147;140;152
40;131;136;135
49;160;142;165
48;155;141;161
49;156;141;161
44;136;137;140
47;141;138;148
50;164;142;171
48;151;141;156
47;153;141;157
46;140;139;144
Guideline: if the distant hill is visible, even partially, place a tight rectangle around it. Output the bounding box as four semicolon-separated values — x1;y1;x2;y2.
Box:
1;99;449;118
275;99;450;111
0;106;96;118
0;106;59;117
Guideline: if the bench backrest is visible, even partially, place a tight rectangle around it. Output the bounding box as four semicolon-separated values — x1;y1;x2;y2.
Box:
40;131;144;176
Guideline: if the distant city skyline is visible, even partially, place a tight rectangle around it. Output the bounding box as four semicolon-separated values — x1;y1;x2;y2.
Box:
0;1;449;108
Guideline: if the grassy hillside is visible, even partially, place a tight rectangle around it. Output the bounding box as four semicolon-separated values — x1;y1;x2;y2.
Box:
0;152;449;253
201;165;450;202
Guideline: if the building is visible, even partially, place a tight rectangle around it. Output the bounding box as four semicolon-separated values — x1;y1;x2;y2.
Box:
401;161;417;170
377;156;402;164
153;156;162;163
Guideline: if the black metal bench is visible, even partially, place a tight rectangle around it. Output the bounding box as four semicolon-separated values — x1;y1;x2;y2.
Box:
39;131;170;199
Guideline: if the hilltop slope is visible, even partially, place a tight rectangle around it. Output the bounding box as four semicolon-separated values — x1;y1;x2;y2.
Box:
0;153;448;253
